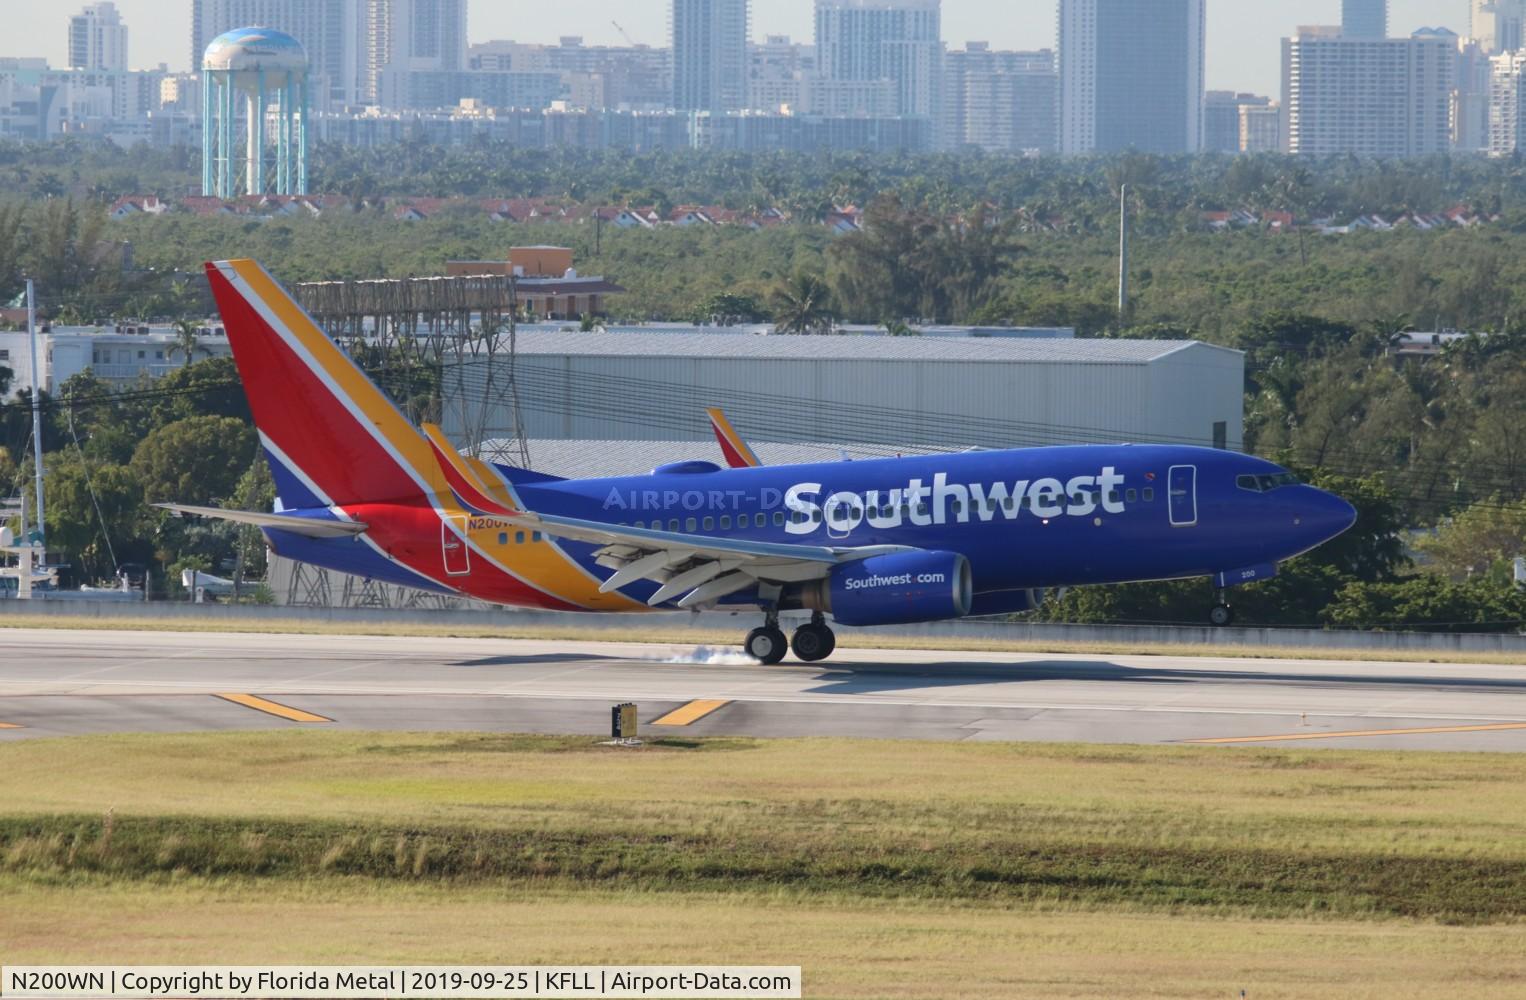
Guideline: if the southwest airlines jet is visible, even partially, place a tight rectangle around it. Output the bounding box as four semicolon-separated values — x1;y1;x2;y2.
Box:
164;260;1357;664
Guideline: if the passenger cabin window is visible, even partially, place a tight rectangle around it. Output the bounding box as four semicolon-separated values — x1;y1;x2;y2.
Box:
773;512;785;526
1126;489;1137;503
498;532;508;545
515;531;525;544
1142;487;1155;502
703;516;714;531
720;515;731;529
757;513;767;527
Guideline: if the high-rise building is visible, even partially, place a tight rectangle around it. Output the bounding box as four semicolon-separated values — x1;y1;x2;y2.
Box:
1282;26;1456;157
1488;50;1526;152
747;35;816;112
1238;101;1282;152
943;44;1056;153
364;0;469;106
192;0;359;107
471;38;672;111
1341;0;1387;38
1058;0;1206;154
1455;37;1493;150
69;3;129;72
672;0;749;113
815;0;942;118
1204;91;1271;153
1472;0;1525;54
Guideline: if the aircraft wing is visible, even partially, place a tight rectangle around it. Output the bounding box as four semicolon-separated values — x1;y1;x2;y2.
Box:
707;407;763;468
516;509;911;608
154;504;368;539
420;423;903;607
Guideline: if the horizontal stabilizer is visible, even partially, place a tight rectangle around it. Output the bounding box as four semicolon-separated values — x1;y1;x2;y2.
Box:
420;423;522;517
154;504;368;539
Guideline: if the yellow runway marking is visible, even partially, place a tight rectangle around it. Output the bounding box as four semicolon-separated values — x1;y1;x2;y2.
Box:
652;699;730;726
1185;721;1526;744
216;693;332;723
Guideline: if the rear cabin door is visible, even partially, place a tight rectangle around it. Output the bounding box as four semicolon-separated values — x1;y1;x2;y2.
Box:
441;515;472;576
1168;465;1197;527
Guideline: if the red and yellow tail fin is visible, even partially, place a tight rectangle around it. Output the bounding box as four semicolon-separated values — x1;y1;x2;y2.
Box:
707;407;763;469
204;259;448;508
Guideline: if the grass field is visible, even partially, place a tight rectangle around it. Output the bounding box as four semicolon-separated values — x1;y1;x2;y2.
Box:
3;732;1524;997
3;614;1524;665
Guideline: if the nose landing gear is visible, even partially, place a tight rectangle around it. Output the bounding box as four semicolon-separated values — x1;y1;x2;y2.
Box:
1209;589;1235;627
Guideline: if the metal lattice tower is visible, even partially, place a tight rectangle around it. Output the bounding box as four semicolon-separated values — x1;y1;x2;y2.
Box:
264;273;533;609
293;272;532;467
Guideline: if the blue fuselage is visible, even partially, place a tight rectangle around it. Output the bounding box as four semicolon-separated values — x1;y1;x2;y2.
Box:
512;443;1356;599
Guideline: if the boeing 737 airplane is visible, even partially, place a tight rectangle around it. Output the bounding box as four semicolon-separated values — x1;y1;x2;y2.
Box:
163;259;1358;664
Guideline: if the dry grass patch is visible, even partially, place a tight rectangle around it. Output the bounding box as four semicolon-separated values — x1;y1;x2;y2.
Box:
2;733;1525;921
3;880;1524;999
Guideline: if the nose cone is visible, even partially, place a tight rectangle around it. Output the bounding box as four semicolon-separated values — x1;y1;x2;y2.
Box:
1301;487;1357;544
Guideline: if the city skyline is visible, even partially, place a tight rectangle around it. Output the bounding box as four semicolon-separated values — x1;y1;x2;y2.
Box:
1;0;1472;97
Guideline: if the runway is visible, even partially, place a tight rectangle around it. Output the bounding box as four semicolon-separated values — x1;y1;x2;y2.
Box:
3;627;1526;750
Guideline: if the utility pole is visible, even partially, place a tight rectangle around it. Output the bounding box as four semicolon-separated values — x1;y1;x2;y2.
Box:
26;278;43;557
1117;184;1130;322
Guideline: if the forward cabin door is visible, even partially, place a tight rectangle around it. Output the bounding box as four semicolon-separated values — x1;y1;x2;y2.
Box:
1167;465;1198;527
441;515;472;576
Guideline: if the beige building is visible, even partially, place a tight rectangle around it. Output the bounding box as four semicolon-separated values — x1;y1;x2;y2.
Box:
1281;26;1456;156
1238;100;1282;152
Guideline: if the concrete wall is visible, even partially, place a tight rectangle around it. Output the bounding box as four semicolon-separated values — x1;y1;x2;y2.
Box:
4;600;1524;654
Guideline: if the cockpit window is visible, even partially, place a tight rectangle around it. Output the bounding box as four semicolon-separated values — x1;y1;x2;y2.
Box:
1237;472;1301;493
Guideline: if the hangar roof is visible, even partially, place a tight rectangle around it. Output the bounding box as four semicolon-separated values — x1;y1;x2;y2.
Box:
482;439;944;479
509;331;1241;365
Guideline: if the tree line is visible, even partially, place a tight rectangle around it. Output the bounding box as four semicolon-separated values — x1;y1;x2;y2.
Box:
3;141;1526;625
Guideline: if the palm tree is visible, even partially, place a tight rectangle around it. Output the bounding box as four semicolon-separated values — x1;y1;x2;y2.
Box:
167;319;210;368
770;273;836;335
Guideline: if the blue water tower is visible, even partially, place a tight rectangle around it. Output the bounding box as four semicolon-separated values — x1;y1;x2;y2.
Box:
201;27;309;199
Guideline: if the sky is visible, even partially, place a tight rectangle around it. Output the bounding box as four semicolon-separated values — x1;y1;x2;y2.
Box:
0;0;1472;97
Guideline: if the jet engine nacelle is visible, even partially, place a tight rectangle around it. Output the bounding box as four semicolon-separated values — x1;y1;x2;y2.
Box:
800;550;973;627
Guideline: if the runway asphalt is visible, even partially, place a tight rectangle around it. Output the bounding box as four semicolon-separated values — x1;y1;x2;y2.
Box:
3;627;1526;750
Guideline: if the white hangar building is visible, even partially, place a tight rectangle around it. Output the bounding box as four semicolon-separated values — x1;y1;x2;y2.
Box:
444;332;1246;455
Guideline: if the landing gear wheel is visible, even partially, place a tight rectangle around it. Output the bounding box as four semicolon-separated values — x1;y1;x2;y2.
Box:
791;622;837;662
745;625;788;665
1209;604;1235;627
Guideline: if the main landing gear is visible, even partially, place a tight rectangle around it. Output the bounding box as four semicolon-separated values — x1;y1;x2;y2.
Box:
745;610;788;665
744;612;836;664
790;613;836;663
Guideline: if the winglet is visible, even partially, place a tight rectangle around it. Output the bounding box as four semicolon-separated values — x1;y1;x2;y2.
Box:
421;423;522;518
707;407;763;469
